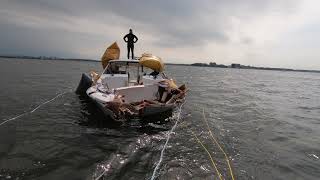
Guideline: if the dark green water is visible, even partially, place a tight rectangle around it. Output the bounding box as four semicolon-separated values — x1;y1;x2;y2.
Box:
0;58;319;180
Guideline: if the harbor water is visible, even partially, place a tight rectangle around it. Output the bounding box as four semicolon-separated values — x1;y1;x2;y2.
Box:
0;58;319;179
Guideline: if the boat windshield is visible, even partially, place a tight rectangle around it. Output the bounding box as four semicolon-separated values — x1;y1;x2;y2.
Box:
103;61;162;78
104;61;157;74
103;61;139;75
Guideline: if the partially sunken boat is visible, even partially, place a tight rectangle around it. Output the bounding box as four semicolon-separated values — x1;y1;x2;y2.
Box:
76;42;187;121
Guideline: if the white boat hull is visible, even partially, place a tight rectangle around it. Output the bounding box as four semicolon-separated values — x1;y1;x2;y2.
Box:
76;59;186;121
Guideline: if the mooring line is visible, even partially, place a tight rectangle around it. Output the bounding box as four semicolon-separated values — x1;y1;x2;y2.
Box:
150;101;185;180
202;109;235;180
190;129;223;180
177;116;223;179
0;112;29;126
94;156;116;180
0;91;70;126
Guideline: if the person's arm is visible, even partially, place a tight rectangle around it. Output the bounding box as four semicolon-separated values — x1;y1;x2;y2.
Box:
134;35;138;43
123;35;128;42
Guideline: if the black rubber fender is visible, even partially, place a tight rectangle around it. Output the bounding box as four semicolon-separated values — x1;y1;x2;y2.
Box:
75;73;93;95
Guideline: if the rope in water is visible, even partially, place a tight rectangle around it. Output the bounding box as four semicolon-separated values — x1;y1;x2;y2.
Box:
0;91;69;126
190;129;223;180
94;156;116;180
202;109;235;180
150;101;185;180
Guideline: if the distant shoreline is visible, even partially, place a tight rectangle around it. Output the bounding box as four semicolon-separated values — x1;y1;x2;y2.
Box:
0;55;100;62
188;62;320;74
162;62;320;74
1;55;319;73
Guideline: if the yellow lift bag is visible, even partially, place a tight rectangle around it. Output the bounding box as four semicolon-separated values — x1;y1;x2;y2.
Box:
139;53;164;72
101;42;120;69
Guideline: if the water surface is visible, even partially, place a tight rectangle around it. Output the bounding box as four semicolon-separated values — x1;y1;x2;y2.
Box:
0;58;319;179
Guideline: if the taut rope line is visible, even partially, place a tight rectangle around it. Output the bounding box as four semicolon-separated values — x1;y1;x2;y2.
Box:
202;109;235;180
0;91;69;126
150;101;185;180
190;129;223;180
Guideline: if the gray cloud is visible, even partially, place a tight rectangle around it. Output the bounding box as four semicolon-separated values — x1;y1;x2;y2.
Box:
0;0;308;67
0;21;102;58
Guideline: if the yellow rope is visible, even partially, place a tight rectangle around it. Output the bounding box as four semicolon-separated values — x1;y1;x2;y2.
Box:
190;130;223;180
202;109;235;180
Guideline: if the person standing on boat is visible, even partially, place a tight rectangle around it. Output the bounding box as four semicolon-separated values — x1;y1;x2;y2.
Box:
123;29;138;59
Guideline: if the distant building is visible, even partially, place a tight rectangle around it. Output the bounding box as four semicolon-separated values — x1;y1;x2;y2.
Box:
209;62;216;67
231;63;241;68
190;62;228;68
191;63;208;67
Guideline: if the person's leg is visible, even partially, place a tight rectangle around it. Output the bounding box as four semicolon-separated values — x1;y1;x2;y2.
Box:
127;45;130;59
131;45;134;59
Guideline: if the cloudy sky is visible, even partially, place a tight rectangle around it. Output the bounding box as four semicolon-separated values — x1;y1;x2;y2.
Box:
0;0;319;69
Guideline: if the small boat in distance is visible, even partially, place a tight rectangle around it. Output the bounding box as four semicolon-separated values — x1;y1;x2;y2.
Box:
76;42;187;121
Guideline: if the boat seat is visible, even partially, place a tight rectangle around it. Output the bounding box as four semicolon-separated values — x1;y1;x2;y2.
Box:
101;74;128;89
142;75;163;85
114;84;159;103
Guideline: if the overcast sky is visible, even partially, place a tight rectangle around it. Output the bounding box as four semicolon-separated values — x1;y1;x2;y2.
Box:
0;0;319;69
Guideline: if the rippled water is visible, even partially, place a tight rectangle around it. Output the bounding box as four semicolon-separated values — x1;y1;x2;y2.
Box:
0;58;319;180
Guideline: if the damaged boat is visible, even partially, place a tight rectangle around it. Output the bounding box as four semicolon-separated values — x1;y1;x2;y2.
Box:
76;42;187;121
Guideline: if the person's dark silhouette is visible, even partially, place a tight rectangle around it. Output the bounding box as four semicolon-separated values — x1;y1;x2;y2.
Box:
123;29;138;59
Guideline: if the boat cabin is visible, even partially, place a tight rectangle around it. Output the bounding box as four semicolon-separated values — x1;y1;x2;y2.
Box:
100;59;164;89
97;60;165;103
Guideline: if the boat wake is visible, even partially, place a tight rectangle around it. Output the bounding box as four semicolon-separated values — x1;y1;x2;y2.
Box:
150;102;185;180
92;102;185;180
92;133;154;180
